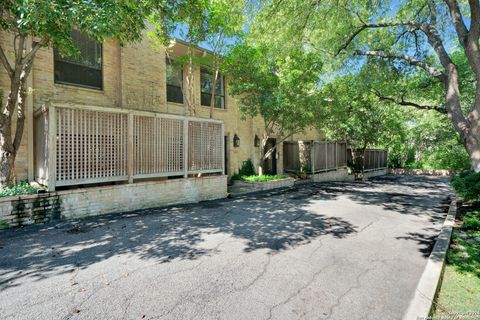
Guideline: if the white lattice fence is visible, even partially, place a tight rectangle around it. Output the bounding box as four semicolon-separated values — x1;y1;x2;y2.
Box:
34;105;224;191
133;116;184;178
188;121;223;173
56;108;128;186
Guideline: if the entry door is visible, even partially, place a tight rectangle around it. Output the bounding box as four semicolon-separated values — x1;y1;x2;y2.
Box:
263;138;277;175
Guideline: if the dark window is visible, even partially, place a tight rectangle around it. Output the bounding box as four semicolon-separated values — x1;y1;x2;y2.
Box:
54;30;103;90
200;68;225;109
166;59;184;104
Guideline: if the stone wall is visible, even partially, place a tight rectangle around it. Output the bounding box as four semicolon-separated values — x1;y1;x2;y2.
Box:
230;178;295;195
310;169;355;183
388;168;459;176
0;175;227;229
310;168;387;183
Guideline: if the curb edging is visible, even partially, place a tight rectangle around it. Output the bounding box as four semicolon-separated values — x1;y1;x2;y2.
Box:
403;196;457;320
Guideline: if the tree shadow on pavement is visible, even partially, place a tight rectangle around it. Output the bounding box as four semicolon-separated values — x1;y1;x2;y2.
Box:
0;175;450;290
0;188;353;290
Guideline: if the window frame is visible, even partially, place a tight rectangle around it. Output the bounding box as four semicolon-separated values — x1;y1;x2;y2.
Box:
166;58;184;104
200;67;226;109
53;30;104;91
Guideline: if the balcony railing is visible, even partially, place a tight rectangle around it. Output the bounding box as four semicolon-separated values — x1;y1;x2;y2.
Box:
34;104;224;191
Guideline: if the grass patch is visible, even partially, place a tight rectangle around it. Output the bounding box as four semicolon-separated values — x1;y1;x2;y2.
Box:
434;205;480;316
0;180;38;197
239;175;288;182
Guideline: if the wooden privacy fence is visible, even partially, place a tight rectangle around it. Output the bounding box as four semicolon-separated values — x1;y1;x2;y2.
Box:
34;104;224;191
363;149;388;171
283;141;347;173
346;148;388;171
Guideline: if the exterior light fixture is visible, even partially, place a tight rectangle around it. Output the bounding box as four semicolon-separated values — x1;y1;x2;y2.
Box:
254;134;260;147
233;134;240;148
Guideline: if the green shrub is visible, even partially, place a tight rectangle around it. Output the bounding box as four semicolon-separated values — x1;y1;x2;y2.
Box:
451;171;480;202
238;159;256;176
462;210;480;230
232;159;256;180
0;180;38;197
241;175;287;182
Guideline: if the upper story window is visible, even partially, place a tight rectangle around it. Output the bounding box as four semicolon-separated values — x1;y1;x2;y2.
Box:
166;59;184;104
200;68;225;109
54;30;103;90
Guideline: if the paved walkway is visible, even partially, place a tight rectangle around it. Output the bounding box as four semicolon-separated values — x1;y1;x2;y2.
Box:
0;175;450;319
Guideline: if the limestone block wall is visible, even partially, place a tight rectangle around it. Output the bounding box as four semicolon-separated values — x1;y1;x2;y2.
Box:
0;175;227;229
310;169;355;183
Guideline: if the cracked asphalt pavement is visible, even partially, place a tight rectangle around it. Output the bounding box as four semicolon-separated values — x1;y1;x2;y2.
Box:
0;175;451;320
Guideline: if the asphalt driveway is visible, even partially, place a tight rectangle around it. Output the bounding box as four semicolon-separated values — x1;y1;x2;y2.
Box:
0;175;451;320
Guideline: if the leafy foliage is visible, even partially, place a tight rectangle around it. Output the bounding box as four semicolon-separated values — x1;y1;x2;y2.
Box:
387;110;470;170
247;0;480;170
0;180;38;197
451;171;480;202
1;0;155;55
317;62;404;150
224;41;322;166
231;159;256;180
241;175;288;182
462;210;480;231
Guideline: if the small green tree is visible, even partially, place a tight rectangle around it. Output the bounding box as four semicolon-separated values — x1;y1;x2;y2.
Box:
317;62;405;175
224;42;322;174
160;0;247;117
0;0;161;186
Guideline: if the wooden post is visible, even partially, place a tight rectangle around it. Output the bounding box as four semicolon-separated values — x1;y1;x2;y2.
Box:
221;123;225;175
47;106;57;192
127;113;134;183
310;141;315;174
324;142;328;171
183;119;189;178
335;142;338;170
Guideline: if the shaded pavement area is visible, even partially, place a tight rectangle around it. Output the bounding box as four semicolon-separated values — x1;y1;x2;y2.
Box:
0;175;451;319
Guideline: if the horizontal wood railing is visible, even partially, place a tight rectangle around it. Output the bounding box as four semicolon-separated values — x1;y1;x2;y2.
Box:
34;104;224;191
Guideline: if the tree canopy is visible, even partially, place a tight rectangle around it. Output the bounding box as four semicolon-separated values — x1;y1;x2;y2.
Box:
223;41;322;170
247;0;480;171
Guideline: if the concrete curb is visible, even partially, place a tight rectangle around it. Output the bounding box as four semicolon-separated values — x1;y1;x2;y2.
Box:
403;196;457;320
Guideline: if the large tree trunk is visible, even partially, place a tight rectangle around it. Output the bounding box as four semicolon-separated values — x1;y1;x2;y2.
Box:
443;63;480;172
464;124;480;171
351;146;366;180
0;89;19;186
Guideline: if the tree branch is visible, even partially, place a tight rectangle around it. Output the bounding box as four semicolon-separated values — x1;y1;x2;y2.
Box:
22;37;48;65
0;45;13;78
355;50;445;78
444;0;469;45
14;34;25;67
469;0;480;40
373;89;447;114
335;19;421;56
